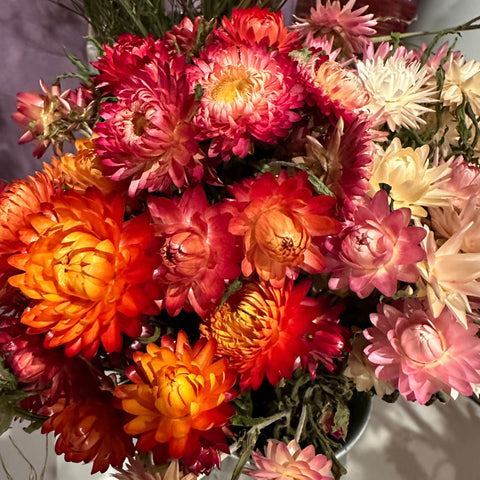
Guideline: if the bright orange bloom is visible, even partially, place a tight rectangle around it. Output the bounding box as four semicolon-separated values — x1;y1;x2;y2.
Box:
0;162;62;288
201;280;347;390
42;397;135;473
228;171;341;287
59;137;119;194
7;188;157;358
115;331;237;459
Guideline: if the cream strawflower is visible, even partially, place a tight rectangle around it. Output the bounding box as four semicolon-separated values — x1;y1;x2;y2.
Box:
442;55;480;115
357;55;437;130
369;137;455;217
344;332;393;398
416;223;480;327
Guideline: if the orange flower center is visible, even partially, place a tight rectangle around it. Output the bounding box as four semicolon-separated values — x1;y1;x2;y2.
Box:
155;365;202;418
52;230;117;302
211;72;254;102
253;208;309;263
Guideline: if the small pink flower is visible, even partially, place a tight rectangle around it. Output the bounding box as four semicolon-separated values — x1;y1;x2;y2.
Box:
293;0;377;57
364;299;480;404
245;439;333;480
328;190;426;298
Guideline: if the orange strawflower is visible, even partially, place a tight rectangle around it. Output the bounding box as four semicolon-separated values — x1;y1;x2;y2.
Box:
228;171;341;287
7;188;157;358
59;137;119;194
115;331;237;459
201;279;348;390
42;397;135;473
0;162;62;288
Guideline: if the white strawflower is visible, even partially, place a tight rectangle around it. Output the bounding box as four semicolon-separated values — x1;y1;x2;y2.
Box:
357;56;437;130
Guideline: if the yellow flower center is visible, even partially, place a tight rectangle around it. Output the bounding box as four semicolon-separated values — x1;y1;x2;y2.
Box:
211;74;254;102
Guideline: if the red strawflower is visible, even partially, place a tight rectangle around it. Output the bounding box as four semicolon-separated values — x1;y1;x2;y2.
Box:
42;395;135;473
228;171;341;287
148;186;241;317
201;279;348;390
219;6;301;52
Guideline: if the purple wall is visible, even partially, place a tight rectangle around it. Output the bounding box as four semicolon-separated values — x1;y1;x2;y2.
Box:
0;0;88;180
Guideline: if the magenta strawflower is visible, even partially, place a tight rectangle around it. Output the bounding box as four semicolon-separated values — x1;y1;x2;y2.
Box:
246;439;333;480
188;44;305;160
365;299;480;404
93;54;204;196
328;190;426;298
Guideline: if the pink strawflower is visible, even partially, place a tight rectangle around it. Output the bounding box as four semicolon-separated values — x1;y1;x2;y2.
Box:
93;55;204;196
440;156;480;208
245;439;333;480
364;299;480;404
228;171;341;288
188;44;305;160
293;0;377;58
218;7;300;53
13;80;95;158
148;186;241;317
328;190;426;298
163;16;203;58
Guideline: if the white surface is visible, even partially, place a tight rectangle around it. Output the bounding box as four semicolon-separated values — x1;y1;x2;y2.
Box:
410;0;480;60
1;395;480;479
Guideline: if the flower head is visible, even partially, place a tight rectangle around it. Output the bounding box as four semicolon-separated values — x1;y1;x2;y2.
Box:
364;299;480;404
115;332;237;459
13;80;96;158
188;45;305;160
59;137;119;194
246;439;333;480
42;397;135;473
93;53;203;196
7;188;158;358
369;138;454;217
293;0;376;57
201;279;348;390
357;53;437;130
219;7;300;52
328;190;426;298
148;186;241;317
228;171;340;287
113;457;197;480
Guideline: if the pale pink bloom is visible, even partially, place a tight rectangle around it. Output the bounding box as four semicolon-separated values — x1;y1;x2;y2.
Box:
416;223;480;326
113;457;197;480
246;439;333;480
440;156;480;208
188;44;305;160
293;0;376;57
328;190;426;298
430;199;480;253
364;299;480;404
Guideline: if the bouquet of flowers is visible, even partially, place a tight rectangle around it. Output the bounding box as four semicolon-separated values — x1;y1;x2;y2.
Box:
2;0;480;479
